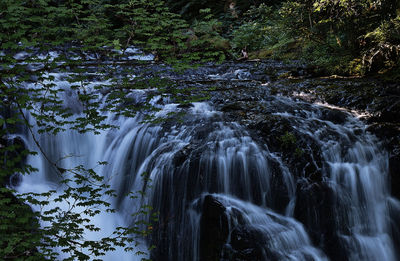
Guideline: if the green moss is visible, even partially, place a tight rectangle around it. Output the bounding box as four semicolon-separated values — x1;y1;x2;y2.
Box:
277;72;292;79
279;131;297;149
278;131;305;158
348;58;365;76
378;60;400;82
248;49;273;59
294;148;304;158
207;36;231;51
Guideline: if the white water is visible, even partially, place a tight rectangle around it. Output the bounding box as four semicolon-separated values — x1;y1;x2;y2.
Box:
198;194;328;261
271;97;398;260
17;115;148;260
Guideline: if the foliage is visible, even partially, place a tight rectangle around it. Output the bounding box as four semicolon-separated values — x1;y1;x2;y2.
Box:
189;9;230;62
109;0;189;61
165;0;265;21
161;0;400;75
365;15;400;44
231;4;273;52
0;0;208;260
227;0;400;75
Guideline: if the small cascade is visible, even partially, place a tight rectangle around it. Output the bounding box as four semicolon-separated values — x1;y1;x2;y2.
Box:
189;194;328;261
267;97;397;260
325;137;395;260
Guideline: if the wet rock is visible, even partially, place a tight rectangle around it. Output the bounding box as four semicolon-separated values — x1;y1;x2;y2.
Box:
294;182;347;261
173;144;192;166
380;100;400;123
366;123;400;200
248;114;325;185
268;160;292;213
234;69;251;80
228;226;270;261
266;77;400;202
366;123;399;142
9;173;22;187
363;44;400;74
388;198;400;259
221;102;243;112
389;155;400;199
177;103;194;109
200;195;229;261
321;109;347;124
0;136;27;187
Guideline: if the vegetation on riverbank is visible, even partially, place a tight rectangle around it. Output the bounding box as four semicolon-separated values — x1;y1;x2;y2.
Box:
166;0;400;77
3;0;398;76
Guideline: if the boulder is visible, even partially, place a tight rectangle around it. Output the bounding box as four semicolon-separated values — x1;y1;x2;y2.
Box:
200;195;229;261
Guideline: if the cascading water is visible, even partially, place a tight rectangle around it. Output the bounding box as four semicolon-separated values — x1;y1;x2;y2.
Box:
13;64;400;261
189;194;328;261
269;99;398;261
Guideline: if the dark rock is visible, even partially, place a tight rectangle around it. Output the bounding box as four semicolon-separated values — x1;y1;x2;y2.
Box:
363;44;400;74
321;109;347;124
366;123;400;200
380;100;400;123
9;173;22;187
389;199;400;259
268;160;292;213
249;114;325;184
200;195;229;261
221;103;243;112
266;77;400;203
389;155;400;199
173;144;192;166
294;182;348;261
366;123;399;143
0;134;27;187
177;103;194;109
229;226;269;261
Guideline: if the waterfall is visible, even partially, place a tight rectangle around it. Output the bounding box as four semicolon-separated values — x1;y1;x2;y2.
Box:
14;70;399;261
